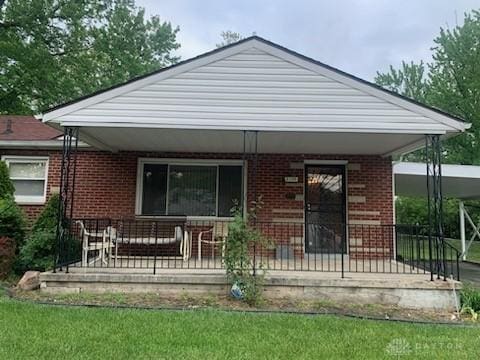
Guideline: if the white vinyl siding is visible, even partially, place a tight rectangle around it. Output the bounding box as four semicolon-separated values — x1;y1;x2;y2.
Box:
54;46;456;134
1;156;49;204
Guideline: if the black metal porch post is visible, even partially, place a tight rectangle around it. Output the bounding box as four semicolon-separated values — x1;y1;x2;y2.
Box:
425;134;445;281
242;130;259;277
252;131;258;277
54;127;79;273
242;130;246;216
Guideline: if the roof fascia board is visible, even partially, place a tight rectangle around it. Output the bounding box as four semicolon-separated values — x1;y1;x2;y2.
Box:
251;40;468;132
57;121;447;134
42;41;255;122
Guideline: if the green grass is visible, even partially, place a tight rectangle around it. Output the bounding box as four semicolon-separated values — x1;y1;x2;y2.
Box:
0;291;479;359
448;239;480;263
395;235;480;262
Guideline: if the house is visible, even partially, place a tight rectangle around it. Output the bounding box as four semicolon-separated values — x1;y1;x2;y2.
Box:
0;115;63;219
0;115;90;220
19;37;472;307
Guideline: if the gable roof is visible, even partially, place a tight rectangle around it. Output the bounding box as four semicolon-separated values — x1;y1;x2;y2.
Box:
0;115;92;150
0;115;61;141
41;36;468;135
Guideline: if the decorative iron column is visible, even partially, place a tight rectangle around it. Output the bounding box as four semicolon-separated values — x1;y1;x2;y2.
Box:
425;134;445;280
54;127;79;273
242;130;259;276
252;131;259;277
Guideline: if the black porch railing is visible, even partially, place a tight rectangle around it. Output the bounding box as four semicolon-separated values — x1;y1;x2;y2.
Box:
54;219;460;280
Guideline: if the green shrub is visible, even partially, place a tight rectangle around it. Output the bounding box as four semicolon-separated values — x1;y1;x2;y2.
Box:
0;161;14;198
18;230;56;271
18;195;60;272
0;196;26;250
32;194;59;233
396;196;480;239
224;197;270;306
460;284;480;312
0;236;15;278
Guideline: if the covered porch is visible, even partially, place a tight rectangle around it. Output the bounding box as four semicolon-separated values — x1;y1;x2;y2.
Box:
44;127;461;284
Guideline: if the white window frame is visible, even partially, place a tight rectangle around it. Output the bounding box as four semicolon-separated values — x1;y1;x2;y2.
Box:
1;155;49;205
136;158;246;220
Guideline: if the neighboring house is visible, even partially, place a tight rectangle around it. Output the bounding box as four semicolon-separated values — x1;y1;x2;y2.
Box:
10;38;470;300
0;115;91;221
0;115;62;219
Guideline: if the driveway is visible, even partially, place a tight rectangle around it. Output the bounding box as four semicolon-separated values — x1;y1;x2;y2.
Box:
459;261;480;286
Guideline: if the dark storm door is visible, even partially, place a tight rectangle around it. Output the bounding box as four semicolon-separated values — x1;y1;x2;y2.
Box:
305;165;346;254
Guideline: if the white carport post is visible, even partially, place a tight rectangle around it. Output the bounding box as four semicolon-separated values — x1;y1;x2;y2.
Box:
459;202;480;261
459;201;466;261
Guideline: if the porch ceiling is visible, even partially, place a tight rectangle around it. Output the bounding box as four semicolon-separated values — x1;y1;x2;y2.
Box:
76;126;427;156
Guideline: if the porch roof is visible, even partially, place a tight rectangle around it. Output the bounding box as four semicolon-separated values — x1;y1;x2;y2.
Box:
40;36;468;156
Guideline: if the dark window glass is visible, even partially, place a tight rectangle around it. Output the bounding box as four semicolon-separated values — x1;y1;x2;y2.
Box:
142;164;168;215
141;163;243;217
168;165;217;216
218;166;243;217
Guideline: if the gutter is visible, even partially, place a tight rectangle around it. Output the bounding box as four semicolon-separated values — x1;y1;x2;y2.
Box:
0;140;90;149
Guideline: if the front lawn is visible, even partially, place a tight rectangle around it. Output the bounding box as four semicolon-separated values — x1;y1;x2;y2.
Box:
448;239;480;263
0;291;479;359
396;234;480;263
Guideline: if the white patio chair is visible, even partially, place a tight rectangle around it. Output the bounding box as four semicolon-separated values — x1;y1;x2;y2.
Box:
77;221;111;266
104;226;117;263
198;222;229;261
179;227;192;262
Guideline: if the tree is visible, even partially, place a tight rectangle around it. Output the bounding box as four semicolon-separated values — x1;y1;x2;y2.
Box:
428;10;480;165
375;9;480;236
375;10;480;165
216;30;244;48
0;161;25;251
375;61;429;103
0;0;180;114
0;161;14;198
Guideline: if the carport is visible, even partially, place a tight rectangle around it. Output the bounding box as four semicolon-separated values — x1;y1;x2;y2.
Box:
394;162;480;261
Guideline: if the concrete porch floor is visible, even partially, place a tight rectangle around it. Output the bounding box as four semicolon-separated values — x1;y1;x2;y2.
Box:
62;256;430;275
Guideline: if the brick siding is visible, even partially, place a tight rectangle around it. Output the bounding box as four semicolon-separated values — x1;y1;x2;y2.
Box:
1;149;393;256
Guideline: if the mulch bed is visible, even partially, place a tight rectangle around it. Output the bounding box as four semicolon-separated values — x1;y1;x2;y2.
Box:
8;287;475;325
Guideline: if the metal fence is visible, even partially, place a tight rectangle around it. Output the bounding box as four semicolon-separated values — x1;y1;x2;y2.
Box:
54;218;460;280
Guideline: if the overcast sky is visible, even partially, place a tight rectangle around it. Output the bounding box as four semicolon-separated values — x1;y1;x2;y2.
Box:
138;0;479;81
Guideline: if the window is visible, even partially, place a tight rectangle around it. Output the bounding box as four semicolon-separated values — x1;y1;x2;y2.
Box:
138;159;243;217
1;156;49;204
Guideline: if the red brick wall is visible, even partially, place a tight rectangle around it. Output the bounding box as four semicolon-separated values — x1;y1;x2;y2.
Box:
46;151;139;219
1;149;393;256
244;154;393;258
245;154;393;224
44;151;393;223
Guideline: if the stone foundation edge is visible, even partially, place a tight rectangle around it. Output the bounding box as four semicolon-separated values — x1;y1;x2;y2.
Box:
39;272;460;311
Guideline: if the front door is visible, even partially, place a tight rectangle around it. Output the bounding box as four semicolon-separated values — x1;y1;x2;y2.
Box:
305;165;346;254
